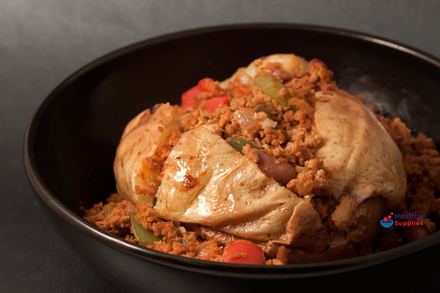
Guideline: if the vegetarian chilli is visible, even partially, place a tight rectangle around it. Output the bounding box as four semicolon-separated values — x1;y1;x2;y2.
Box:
83;54;440;265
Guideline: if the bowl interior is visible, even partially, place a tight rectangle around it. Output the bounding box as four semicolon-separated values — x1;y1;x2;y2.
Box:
26;24;440;271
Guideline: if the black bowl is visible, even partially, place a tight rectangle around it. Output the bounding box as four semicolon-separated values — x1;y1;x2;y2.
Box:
24;24;440;292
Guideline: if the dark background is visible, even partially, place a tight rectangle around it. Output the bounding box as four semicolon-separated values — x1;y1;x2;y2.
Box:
1;1;440;292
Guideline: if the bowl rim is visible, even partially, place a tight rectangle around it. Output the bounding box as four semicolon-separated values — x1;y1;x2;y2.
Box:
23;23;440;279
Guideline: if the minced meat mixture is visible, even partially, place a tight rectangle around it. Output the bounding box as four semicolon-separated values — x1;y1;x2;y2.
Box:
83;55;440;265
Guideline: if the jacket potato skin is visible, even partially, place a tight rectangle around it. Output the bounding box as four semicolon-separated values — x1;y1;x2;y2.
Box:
114;103;186;205
220;53;309;88
314;89;407;209
155;127;329;251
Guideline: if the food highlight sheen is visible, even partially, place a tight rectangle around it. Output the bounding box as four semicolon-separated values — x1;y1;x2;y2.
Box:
84;54;440;265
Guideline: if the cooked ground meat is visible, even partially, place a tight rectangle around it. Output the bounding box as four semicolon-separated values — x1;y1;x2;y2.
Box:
84;55;440;264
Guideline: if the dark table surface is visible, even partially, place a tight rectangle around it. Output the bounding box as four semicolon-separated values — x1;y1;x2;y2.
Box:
2;1;440;292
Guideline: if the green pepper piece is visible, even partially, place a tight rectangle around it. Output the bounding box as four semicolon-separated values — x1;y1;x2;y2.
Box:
228;136;258;154
254;74;292;107
257;106;277;121
103;202;117;216
289;105;297;112
130;212;162;246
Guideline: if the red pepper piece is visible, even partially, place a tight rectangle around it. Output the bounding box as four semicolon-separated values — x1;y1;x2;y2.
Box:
204;96;229;111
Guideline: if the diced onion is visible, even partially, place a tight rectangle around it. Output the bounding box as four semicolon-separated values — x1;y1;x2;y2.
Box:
234;71;254;86
234;109;258;130
260;118;277;129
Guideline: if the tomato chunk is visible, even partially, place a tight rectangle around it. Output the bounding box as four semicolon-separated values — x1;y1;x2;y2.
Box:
204;96;229;111
223;240;265;264
181;85;200;111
